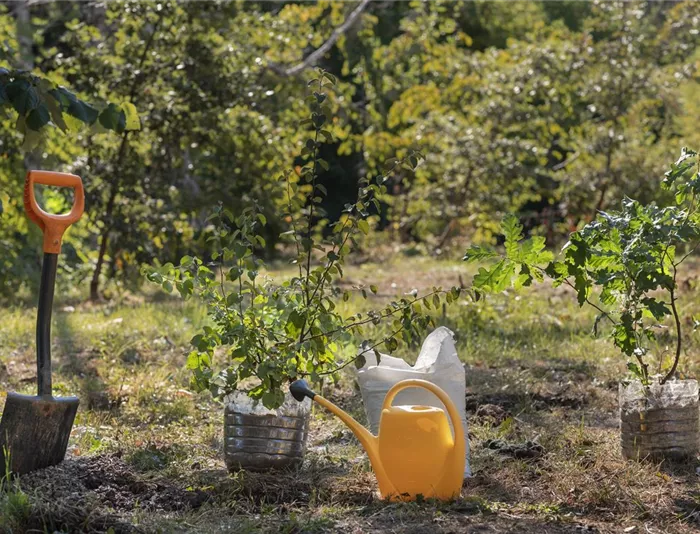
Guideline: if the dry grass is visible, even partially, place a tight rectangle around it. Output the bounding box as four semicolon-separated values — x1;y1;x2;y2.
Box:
1;257;699;533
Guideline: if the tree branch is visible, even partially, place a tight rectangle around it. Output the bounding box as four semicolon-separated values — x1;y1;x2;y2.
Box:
268;0;371;77
552;152;580;171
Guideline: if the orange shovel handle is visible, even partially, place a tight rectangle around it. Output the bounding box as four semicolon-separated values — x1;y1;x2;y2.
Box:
24;171;85;254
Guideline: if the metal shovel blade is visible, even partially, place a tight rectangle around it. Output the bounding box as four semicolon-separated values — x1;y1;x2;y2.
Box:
0;392;79;474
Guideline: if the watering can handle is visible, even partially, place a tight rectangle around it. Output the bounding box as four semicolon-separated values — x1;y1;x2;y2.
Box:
381;379;464;443
24;171;85;254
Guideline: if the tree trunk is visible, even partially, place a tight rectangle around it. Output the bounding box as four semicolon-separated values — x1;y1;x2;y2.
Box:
87;12;164;300
13;2;33;70
89;231;109;301
89;131;124;302
13;2;40;173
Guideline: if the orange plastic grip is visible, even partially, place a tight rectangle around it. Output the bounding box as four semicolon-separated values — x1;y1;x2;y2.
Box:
24;170;85;254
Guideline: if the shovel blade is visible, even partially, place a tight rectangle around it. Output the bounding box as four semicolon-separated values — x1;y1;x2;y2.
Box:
0;392;79;474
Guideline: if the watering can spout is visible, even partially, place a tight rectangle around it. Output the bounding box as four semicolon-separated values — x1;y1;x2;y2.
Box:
289;380;393;494
289;379;378;449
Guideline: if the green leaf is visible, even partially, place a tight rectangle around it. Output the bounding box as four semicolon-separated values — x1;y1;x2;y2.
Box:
563;236;588;269
370;285;378;294
502;214;524;258
613;314;638;356
383;159;399;172
179;278;194;299
358;219;370;235
98;103;126;133
599;288;617;306
663;147;697;188
262;390;284;409
472;259;516;293
25;103;50;131
121;101;140;131
587;252;619;270
285;310;305;338
463;245;498;262
51;87;98;124
627;362;643;379
6;79;38;114
641;297;671;320
573;273;590;306
45;92;68;131
186;351;203;370
518;236;553;265
544;261;568;282
513;264;533;289
21;126;43;150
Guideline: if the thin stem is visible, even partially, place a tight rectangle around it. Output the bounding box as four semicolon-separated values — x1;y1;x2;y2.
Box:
532;265;618;326
309;324;407;377
285;173;304;283
673;191;700;266
662;263;682;384
213;218;240;336
303;134;320;296
299;215;354;342
298;288;445;345
564;278;618;325
676;240;700;267
299;77;323;342
633;350;650;384
306;215;352;306
302;166;401;342
237;255;245;321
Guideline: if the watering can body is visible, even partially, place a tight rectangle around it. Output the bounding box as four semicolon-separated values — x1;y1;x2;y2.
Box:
290;378;465;501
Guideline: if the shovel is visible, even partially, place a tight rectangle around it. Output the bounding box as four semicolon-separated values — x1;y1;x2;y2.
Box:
0;170;84;474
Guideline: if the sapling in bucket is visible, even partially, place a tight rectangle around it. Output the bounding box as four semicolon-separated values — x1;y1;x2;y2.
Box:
464;147;700;462
145;70;461;471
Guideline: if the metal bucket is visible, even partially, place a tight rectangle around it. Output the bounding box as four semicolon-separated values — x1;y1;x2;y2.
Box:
224;404;310;471
620;379;699;461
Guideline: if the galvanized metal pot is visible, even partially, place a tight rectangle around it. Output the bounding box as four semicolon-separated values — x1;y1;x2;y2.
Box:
224;391;310;471
620;379;699;462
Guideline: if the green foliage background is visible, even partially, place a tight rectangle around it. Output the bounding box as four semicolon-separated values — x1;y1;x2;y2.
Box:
1;0;699;299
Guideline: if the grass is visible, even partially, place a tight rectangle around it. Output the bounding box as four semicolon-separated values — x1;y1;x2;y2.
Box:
0;256;699;533
0;450;31;534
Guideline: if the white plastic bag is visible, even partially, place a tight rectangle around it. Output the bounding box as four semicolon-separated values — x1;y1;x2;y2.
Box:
357;326;471;477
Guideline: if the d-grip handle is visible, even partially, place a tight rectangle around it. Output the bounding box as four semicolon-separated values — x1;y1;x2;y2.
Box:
24;171;85;254
381;379;464;444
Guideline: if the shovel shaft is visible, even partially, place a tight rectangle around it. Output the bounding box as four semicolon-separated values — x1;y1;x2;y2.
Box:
37;253;58;396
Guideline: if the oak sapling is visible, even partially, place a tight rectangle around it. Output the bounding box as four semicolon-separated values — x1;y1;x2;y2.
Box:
465;147;700;386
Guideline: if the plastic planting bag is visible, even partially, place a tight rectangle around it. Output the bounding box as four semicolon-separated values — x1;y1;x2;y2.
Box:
357;327;471;477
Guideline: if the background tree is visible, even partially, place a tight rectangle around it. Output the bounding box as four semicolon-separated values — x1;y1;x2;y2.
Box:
1;0;699;300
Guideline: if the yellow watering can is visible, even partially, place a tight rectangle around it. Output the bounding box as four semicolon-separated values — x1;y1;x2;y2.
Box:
290;378;465;501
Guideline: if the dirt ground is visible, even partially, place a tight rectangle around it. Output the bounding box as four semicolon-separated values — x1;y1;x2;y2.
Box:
8;363;700;534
